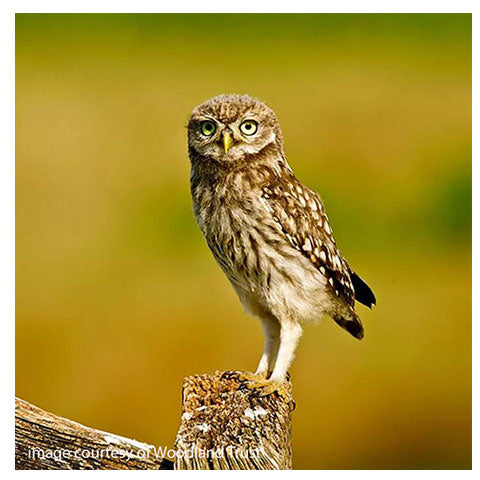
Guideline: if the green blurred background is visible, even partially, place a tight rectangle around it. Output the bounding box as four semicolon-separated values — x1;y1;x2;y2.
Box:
15;14;471;469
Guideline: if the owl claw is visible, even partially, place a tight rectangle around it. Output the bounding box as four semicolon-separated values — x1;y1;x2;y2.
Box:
237;371;264;383
238;374;294;409
247;379;289;398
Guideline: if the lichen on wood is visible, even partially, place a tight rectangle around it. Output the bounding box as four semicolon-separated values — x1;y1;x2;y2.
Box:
174;370;294;470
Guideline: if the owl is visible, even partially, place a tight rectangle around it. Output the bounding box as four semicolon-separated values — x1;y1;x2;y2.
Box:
187;94;375;396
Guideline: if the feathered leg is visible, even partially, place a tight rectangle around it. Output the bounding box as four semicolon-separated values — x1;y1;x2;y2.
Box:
269;321;303;382
255;316;280;377
242;320;302;402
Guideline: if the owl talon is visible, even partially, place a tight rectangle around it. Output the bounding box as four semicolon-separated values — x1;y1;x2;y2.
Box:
250;379;288;398
240;376;293;405
237;371;264;383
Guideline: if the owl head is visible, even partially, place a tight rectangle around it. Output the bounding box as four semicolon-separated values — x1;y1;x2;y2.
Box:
188;94;284;164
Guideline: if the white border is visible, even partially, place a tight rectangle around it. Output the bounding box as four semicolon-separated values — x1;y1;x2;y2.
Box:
4;2;475;475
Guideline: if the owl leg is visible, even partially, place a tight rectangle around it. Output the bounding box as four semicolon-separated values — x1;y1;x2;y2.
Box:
255;316;280;378
240;321;301;405
269;321;302;382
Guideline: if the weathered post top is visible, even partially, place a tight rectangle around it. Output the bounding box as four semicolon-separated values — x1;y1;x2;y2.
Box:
174;370;294;470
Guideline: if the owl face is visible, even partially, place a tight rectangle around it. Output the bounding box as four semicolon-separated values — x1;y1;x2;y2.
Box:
188;94;282;163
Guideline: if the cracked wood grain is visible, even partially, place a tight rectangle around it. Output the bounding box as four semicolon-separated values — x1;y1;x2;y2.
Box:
174;371;294;470
15;397;171;470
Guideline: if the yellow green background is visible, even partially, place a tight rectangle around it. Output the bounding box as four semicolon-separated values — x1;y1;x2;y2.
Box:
16;14;471;469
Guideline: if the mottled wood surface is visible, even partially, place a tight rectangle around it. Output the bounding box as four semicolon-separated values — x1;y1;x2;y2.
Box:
15;397;171;470
174;371;294;469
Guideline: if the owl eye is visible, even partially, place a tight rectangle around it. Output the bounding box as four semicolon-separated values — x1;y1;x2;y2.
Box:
200;121;216;136
240;120;258;136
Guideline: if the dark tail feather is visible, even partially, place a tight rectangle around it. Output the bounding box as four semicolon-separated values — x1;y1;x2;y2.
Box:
350;271;376;308
333;313;364;340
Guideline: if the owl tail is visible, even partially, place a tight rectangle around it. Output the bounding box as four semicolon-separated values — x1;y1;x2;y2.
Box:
350;271;376;308
332;311;364;340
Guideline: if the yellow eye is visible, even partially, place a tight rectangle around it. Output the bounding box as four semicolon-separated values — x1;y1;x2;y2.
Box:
200;121;216;136
240;120;258;136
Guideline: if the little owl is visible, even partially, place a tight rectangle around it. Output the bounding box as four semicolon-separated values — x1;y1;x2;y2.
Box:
187;94;375;396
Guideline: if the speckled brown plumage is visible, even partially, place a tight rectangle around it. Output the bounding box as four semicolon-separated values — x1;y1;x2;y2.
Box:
187;94;375;384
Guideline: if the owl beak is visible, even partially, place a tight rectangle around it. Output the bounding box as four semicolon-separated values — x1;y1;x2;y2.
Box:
222;131;234;154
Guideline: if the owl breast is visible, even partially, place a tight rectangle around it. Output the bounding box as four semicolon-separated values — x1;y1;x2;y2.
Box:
191;169;331;322
192;175;268;290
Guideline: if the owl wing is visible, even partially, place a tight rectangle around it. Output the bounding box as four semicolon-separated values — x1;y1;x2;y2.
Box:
260;175;356;307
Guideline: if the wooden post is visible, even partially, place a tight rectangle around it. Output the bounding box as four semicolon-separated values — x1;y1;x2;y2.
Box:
174;371;294;470
15;370;294;470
